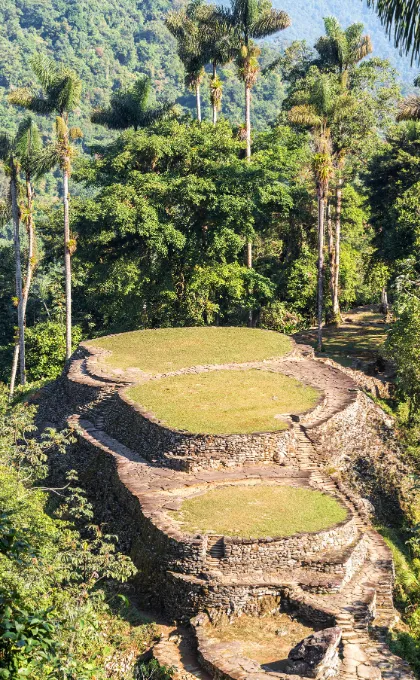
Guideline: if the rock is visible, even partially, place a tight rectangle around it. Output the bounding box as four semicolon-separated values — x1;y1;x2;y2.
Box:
357;664;382;680
286;627;342;679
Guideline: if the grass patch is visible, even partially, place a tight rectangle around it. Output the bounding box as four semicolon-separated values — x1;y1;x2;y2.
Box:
295;306;389;362
87;327;292;375
127;369;319;434
170;484;347;537
208;613;315;668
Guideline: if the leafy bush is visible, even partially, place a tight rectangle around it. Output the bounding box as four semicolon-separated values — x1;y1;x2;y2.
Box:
259;301;304;334
386;275;420;423
25;322;82;381
0;385;155;678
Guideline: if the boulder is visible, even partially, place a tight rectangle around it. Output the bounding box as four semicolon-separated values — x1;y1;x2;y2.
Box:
286;627;342;679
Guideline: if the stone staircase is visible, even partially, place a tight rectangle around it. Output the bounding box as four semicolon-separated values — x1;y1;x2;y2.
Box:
56;346;416;680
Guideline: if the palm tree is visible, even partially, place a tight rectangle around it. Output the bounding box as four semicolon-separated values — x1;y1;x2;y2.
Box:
210;0;290;160
166;3;208;122
0;132;25;393
366;0;420;63
91;76;174;130
9;54;82;360
397;94;420;121
316;19;373;323
200;6;236;124
288;70;336;350
9;118;46;396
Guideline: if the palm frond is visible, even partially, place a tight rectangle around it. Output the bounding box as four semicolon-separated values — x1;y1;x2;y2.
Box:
397;94;420;120
288;104;322;127
9;88;56;114
366;0;420;64
0;133;12;162
250;9;290;39
353;34;373;63
30;53;57;89
15;117;43;176
35;143;60;178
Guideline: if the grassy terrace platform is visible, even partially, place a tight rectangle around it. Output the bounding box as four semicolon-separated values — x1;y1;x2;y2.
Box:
126;369;319;434
170;485;347;537
86;327;292;375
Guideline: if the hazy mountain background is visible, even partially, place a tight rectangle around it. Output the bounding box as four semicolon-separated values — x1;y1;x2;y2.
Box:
270;0;416;84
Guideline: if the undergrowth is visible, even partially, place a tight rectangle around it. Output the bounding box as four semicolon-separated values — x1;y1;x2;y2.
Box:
0;384;163;679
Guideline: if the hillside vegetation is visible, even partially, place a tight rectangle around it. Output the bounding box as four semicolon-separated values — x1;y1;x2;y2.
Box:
0;0;284;137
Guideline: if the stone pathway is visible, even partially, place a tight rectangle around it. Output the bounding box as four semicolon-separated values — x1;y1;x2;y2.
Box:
58;344;416;680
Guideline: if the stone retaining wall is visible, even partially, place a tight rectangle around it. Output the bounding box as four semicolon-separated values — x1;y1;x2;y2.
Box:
104;391;300;472
215;517;357;572
191;595;337;680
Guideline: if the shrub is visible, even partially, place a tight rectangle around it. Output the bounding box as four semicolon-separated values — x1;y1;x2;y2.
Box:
25;322;82;381
259;301;304;334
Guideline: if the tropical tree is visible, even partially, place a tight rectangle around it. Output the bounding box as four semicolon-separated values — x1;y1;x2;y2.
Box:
0;132;25;393
288;68;337;349
209;0;290;160
202;10;236;125
165;2;208;122
366;0;420;63
398;76;420;121
316;18;373;323
9;54;82;360
91;76;174;130
8;118;46;396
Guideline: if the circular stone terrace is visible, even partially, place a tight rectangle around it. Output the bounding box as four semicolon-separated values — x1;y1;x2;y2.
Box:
59;327;415;680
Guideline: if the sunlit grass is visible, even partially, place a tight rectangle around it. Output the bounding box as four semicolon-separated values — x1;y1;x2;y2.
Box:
86;327;292;375
170;484;347;537
126;369;319;434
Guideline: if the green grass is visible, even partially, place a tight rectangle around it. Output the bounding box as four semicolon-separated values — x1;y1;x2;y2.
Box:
170;484;347;537
86;327;292;375
126;369;319;434
295;307;389;361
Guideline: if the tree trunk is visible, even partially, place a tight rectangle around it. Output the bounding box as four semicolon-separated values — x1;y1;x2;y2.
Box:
327;202;334;307
23;179;35;316
245;84;251;161
212;63;217;125
9;178;37;395
245;83;253;325
332;173;342;324
317;194;325;352
63;167;72;360
380;286;388;315
196;83;202;123
9;166;25;396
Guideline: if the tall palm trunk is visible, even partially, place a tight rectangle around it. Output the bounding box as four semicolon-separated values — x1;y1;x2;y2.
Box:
9;178;36;396
9;164;25;397
317;192;326;352
331;172;342;323
23;179;36;316
63;165;72;360
195;83;202;123
212;63;218;125
245;81;253;325
245;84;251;160
327;202;335;308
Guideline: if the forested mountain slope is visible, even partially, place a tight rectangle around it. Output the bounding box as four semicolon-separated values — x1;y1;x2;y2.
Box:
271;0;417;84
0;0;416;140
0;0;284;137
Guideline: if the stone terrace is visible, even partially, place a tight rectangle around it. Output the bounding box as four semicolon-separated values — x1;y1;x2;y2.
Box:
40;334;416;680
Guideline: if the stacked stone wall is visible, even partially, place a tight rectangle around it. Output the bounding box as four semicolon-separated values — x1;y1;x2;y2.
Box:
104;391;299;471
215;518;356;572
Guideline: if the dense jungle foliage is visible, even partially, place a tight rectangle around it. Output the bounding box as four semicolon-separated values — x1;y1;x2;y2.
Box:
2;0;420;676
